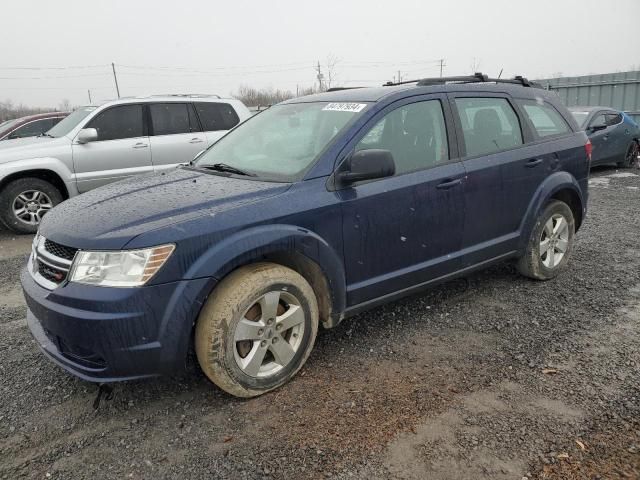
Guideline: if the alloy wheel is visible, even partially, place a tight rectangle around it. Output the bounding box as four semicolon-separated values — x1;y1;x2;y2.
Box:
12;190;53;225
233;290;305;378
539;213;569;268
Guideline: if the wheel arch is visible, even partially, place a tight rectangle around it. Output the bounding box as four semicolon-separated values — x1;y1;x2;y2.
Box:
0;168;70;200
185;225;347;329
519;172;586;251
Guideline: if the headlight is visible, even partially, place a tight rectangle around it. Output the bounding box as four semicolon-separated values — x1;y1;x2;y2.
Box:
69;244;175;287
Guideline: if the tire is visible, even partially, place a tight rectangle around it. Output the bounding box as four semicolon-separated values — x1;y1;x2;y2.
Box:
517;200;575;281
617;141;639;169
195;262;319;398
0;177;63;234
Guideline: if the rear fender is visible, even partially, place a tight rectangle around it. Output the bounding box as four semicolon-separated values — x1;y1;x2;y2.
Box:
518;172;585;251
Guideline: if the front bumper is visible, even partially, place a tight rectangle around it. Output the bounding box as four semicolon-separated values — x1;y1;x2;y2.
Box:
21;267;214;382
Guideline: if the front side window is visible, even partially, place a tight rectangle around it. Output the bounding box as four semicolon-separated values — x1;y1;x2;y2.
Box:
519;100;571;138
9;119;51;139
569;110;590;128
150;103;200;136
195;102;240;131
86;105;144;141
355;100;449;175
455;97;523;157
590;113;607;128
195;102;365;181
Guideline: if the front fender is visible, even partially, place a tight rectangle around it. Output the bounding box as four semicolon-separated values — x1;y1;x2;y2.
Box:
185;224;347;319
518;171;585;251
0;157;78;196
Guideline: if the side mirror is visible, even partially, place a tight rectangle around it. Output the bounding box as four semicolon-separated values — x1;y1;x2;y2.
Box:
589;123;607;132
76;128;98;144
336;149;395;187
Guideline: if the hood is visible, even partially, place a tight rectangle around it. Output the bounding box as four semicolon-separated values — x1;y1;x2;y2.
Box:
0;136;68;163
39;168;290;249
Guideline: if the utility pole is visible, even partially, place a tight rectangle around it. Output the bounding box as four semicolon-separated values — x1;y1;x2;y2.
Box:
111;62;120;98
438;58;446;77
315;61;324;92
87;90;92;104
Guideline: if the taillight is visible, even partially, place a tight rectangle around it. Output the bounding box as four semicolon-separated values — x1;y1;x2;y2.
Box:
585;139;592;162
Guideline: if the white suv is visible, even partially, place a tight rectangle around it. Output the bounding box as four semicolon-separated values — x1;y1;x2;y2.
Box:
0;95;251;233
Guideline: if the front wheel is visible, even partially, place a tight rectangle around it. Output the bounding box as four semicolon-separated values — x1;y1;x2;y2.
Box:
617;141;639;168
0;177;63;234
517;200;575;280
195;262;319;398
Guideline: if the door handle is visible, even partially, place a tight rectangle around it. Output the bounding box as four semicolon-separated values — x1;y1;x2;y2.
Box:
133;142;148;149
525;158;543;168
436;178;462;190
189;138;204;144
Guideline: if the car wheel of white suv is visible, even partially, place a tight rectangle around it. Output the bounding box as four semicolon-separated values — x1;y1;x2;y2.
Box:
0;177;63;234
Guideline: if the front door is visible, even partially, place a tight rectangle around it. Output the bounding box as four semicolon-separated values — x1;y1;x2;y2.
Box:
72;104;153;193
338;96;466;306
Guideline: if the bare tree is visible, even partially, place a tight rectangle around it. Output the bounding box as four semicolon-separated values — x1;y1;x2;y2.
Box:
233;84;320;108
470;57;481;73
59;99;72;112
325;54;340;90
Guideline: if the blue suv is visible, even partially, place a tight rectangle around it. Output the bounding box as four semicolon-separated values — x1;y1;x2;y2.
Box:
21;74;590;397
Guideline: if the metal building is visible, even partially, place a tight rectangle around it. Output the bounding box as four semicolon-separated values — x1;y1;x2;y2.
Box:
538;71;640;123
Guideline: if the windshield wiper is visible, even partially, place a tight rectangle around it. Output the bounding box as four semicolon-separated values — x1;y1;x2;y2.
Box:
38;133;55;138
199;163;256;177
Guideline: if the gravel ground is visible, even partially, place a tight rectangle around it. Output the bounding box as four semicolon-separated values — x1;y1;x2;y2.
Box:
1;166;639;479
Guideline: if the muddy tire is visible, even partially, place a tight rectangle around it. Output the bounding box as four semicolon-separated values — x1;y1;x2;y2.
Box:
0;177;63;234
195;262;319;398
517;200;575;281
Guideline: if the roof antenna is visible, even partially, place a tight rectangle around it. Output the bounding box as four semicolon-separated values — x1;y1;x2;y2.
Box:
498;68;503;79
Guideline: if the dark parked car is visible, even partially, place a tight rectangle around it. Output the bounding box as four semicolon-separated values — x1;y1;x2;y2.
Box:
22;74;590;397
0;112;69;141
569;107;639;168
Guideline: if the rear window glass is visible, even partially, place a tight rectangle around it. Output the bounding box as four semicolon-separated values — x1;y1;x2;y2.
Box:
519;100;571;138
195;102;240;131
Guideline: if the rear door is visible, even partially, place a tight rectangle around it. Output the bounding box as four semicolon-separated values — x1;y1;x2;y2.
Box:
148;103;206;170
194;102;241;146
72;104;152;193
604;112;627;161
339;95;466;305
449;93;541;265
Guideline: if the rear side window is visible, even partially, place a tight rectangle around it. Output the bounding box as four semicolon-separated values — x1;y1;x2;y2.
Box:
605;113;623;126
87;105;144;141
518;100;571;138
355;100;449;175
195;102;240;131
454;97;523;157
150;103;200;136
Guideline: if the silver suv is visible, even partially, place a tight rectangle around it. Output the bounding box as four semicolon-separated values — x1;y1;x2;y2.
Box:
0;95;251;233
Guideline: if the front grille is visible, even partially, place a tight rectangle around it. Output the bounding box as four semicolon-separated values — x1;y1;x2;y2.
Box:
30;236;76;289
38;261;66;283
44;239;78;261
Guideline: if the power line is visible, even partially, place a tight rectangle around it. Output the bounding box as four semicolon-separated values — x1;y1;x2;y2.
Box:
0;64;109;71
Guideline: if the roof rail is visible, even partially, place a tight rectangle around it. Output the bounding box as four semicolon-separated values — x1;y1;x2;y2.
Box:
326;86;365;92
383;72;543;89
147;93;221;99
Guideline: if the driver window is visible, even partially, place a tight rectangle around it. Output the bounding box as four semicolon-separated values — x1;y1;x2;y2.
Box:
355;100;449;175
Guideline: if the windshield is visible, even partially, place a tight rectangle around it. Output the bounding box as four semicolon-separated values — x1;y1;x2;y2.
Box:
570;111;590;128
46;106;96;138
195;101;368;181
0;118;20;134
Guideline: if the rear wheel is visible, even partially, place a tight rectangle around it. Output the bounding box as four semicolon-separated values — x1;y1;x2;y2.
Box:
617;141;639;168
0;177;63;234
517;200;575;280
195;262;319;398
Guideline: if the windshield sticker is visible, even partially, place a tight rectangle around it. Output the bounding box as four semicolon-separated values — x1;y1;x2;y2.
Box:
322;103;367;113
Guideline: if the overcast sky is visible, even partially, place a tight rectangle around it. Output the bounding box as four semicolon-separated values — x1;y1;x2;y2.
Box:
1;0;638;108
